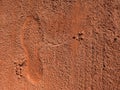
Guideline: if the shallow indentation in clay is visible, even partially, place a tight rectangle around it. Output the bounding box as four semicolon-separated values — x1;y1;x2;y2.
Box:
20;16;43;85
20;15;71;85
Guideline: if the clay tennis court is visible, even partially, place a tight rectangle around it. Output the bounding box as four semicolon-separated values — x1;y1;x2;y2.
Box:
0;0;120;90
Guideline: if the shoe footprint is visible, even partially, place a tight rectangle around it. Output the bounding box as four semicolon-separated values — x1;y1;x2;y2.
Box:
20;16;43;85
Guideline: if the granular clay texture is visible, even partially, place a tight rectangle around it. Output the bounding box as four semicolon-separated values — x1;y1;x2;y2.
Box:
0;0;120;90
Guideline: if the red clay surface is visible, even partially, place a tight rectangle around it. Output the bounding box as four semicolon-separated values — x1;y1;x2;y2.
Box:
0;0;120;90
